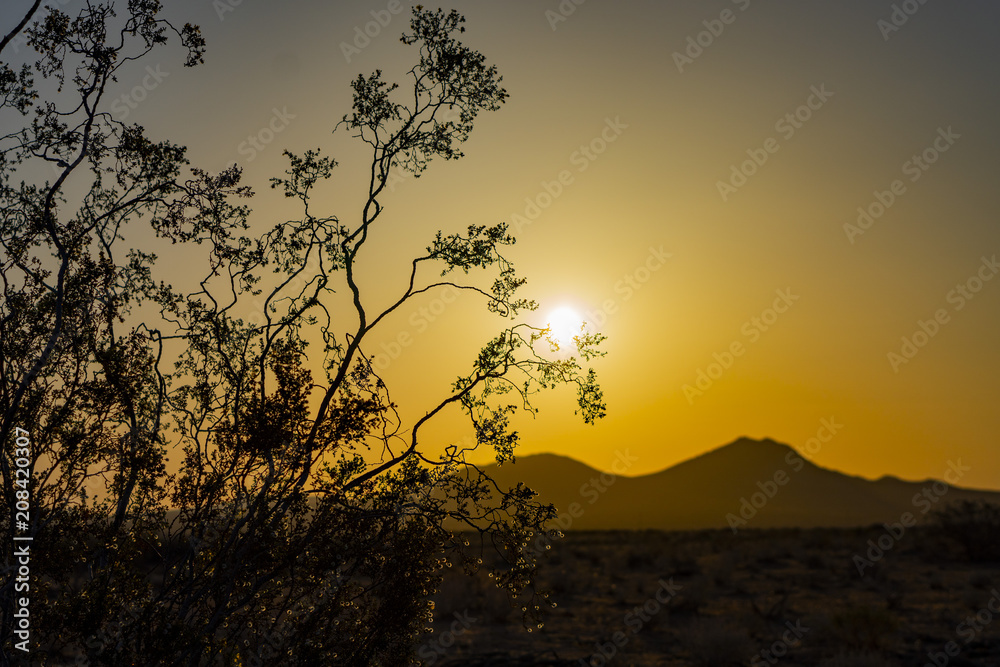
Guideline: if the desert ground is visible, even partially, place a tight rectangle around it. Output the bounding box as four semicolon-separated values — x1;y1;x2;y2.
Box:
420;528;1000;666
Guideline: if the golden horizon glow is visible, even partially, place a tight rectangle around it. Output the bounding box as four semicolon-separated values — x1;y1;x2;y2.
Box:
57;0;1000;491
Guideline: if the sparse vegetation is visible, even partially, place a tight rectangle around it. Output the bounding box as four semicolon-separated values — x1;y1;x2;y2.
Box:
0;3;606;664
828;606;898;652
818;651;899;667
683;618;753;666
928;500;1000;562
423;527;1000;665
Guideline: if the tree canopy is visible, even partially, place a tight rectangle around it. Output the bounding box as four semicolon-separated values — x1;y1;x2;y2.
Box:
0;3;604;665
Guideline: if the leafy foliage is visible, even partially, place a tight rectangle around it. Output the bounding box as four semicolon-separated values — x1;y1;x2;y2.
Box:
0;3;605;665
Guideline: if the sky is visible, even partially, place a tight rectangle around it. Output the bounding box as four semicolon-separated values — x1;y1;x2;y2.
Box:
8;0;1000;489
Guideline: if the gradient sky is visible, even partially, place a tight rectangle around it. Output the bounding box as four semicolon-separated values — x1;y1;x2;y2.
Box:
11;0;1000;488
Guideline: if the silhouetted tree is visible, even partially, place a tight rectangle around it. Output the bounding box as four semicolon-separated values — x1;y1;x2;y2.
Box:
0;3;604;665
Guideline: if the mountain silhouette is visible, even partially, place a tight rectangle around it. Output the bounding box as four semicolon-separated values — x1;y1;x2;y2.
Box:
477;437;1000;530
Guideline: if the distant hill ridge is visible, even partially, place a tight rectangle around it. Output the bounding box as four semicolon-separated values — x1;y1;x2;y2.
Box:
477;437;999;530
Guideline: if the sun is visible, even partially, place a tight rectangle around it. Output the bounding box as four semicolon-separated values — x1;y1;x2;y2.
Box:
545;306;584;349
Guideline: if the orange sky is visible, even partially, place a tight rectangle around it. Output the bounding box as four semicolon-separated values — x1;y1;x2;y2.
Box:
11;0;999;489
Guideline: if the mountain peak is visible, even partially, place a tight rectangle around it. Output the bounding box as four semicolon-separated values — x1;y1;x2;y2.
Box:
724;436;793;450
667;435;802;474
472;436;1000;530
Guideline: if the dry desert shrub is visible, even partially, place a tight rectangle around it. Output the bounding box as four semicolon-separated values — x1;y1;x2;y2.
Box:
432;569;513;626
682;617;754;666
827;606;898;652
545;566;575;597
668;576;708;616
704;549;742;587
928;500;1000;562
969;571;993;589
961;588;984;611
625;546;658;571
818;650;900;666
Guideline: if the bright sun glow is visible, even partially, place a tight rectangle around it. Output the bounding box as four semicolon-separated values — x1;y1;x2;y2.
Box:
546;306;584;349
